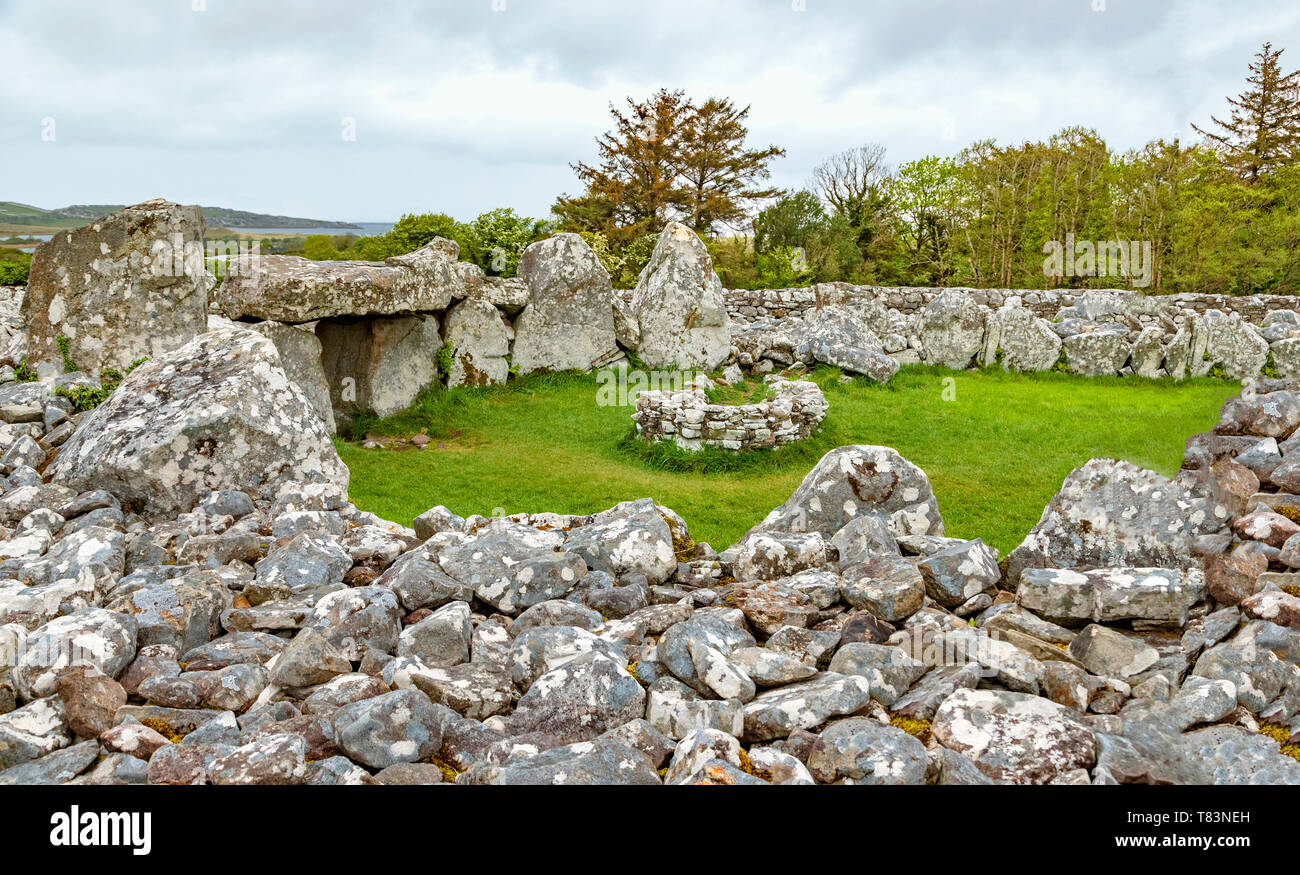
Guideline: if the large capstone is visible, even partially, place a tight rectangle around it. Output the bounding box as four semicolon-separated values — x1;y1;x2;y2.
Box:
316;315;441;420
511;233;618;375
22;199;210;373
46;324;348;514
218;238;463;323
630;223;731;370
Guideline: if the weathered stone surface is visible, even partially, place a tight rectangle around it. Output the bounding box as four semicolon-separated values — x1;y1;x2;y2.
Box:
631;223;731;370
932;688;1097;784
512;233;618;374
1006;459;1228;586
247;320;336;433
23;199;210;373
920;290;986;369
564;499;677;586
840;556;925;622
917;538;999;608
1063;323;1130;376
332;689;449;769
744;445;944;542
316;314;440;420
507;652;645;743
985;304;1061;372
742;672;872;741
828;642;926;707
1016;567;1206;625
14;608;137;701
443;298;511;388
808;718;928;784
219;238;462;323
462;736;660;785
47;325;348;514
1067;624;1159;678
1201;309;1269;380
795;306;899;382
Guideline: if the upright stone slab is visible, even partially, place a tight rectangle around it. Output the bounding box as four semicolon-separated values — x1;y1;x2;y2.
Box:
46;325;348;515
22;199;210;373
316;315;441;421
631;223;731;370
511;233;618;375
247;321;336;434
983;304;1060;372
920;289;986;369
443;298;512;388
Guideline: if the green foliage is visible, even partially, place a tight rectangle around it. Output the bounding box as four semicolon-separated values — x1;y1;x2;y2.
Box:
459;208;554;276
56;336;78;373
13;361;38;382
337;364;1236;554
703;378;773;406
53;357;146;412
435;340;455;376
0;248;31;285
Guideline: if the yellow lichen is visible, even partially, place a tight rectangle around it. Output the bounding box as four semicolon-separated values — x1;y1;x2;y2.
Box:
1258;723;1300;762
140;717;185;744
426;750;461;782
1273;505;1300;525
890;715;933;745
737;748;773;782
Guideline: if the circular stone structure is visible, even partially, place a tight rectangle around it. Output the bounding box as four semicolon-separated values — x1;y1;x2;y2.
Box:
633;377;828;452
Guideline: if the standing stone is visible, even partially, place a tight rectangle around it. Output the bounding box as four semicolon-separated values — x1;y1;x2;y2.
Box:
247;321;336;433
1062;323;1130;376
512;233;618;374
1200;309;1268;379
1271;337;1300;378
442;298;512;388
316;315;440;420
920;290;986;369
631;223;731;370
984;305;1061;372
23;199;210;373
1131;326;1166;378
47;325;348;515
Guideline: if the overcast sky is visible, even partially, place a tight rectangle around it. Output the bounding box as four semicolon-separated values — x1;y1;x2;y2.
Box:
3;0;1299;223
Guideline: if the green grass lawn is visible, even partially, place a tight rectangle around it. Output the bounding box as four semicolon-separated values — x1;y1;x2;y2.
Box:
336;365;1238;556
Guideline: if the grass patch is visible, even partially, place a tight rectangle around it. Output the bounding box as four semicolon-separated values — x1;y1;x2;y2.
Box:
337;364;1237;555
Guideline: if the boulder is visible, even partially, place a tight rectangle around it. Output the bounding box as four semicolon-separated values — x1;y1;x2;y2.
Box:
219;238;463;323
932;688;1097;784
983;305;1061;372
1062;323;1130;376
1016;567;1206;625
795;307;899;382
742;445;944;541
1130;326;1166;378
316;315;441;420
1200;309;1268;380
442;298;512;388
512;233;618;374
23;199;210;373
46;325;348;514
1005;459;1229;586
630;223;731;370
920;290;986;369
247;321;336;433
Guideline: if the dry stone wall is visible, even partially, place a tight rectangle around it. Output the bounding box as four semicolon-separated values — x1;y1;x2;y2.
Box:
633;377;827;451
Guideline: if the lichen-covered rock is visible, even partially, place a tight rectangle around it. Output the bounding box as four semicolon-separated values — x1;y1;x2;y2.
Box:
795;306;899;382
932;688;1097;784
920;290;986;369
316;314;441;421
461;736;661;785
23;199;210;373
0;696;71;769
512;233;618;375
14;608;137;700
1200;309;1269;380
1062;323;1130;376
917;538;999;608
1016;567;1206;625
506;651;645;743
443;298;512;388
1005;459;1229;586
332;689;449;769
742;445;944;541
630;223;731;370
247;320;336;433
983;304;1060;372
219;238;463;323
808;718;927;784
46;324;348;515
563;499;677;586
438;522;585;615
742;672;872;741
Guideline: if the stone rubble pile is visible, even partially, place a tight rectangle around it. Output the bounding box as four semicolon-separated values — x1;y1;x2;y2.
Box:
0;201;1298;785
0;340;1296;783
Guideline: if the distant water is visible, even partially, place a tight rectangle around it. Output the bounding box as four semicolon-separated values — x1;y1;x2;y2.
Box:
235;222;393;236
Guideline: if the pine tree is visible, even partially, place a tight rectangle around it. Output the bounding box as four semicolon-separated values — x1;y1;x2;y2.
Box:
676;98;784;234
1192;41;1300;182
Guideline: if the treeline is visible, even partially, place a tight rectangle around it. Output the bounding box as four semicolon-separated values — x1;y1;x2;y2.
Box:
272;41;1300;296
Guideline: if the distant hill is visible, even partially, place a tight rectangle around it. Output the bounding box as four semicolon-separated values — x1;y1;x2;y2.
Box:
0;201;361;233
